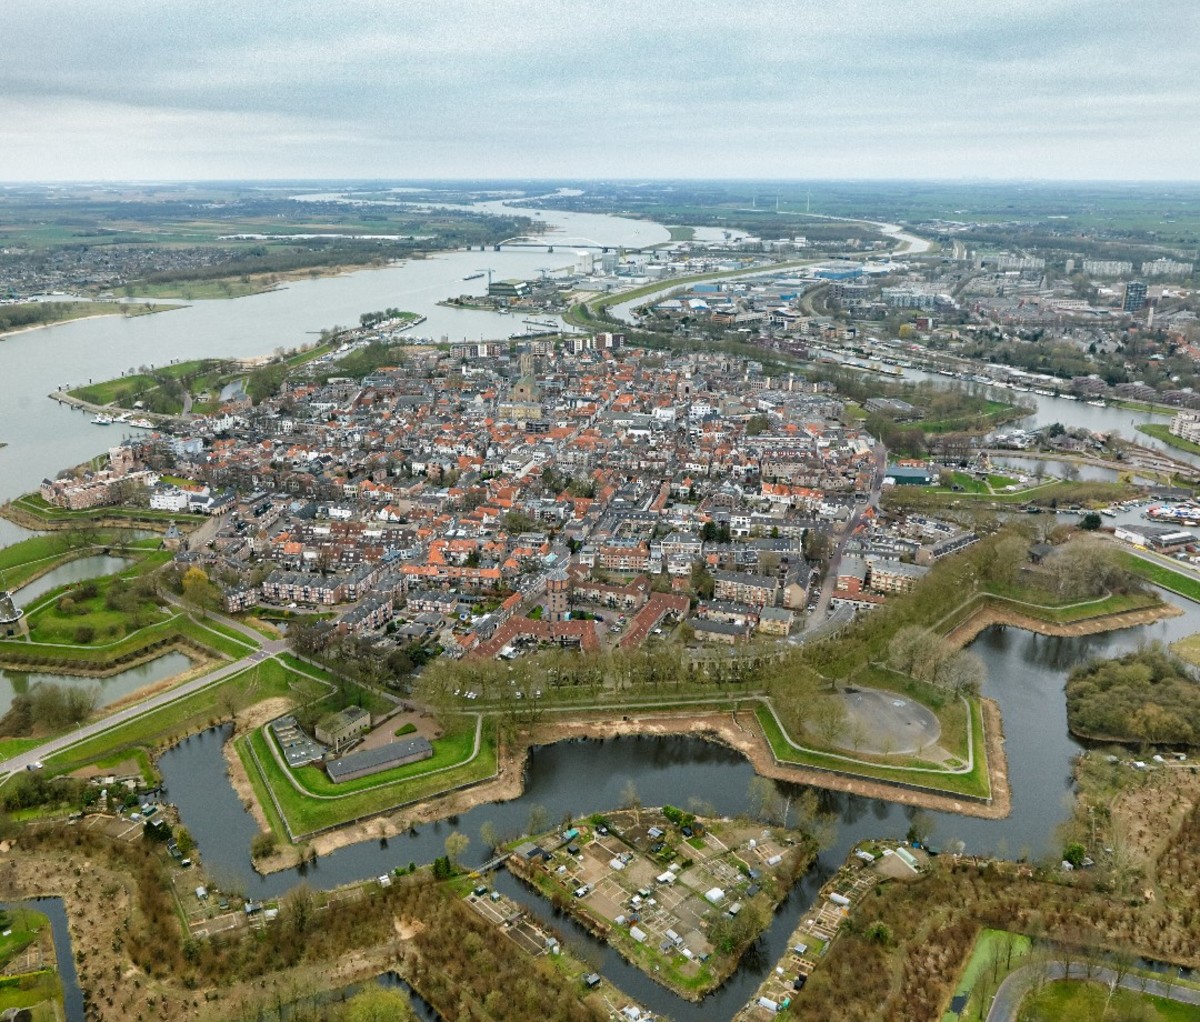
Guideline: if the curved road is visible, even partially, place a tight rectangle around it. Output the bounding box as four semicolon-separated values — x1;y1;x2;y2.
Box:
987;961;1200;1022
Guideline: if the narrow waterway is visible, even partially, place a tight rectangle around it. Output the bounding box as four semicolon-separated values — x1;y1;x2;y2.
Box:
13;554;134;606
1;897;85;1022
0;650;195;718
157;583;1200;1020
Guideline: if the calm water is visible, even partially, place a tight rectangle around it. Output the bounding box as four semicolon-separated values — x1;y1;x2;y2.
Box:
0;201;665;509
13;554;134;606
0;650;194;718
157;584;1200;1019
3;898;84;1022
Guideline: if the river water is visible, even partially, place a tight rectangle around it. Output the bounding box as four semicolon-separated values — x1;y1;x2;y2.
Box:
4;201;1197;1017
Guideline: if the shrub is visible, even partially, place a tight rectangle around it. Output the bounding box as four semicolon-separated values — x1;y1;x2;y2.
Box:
250;831;277;859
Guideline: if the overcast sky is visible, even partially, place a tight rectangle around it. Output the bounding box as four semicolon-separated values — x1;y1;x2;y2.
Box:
1;0;1196;181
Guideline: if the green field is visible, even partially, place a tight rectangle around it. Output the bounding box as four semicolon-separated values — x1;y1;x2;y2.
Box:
1137;422;1200;457
754;695;991;801
0;907;49;968
0;969;61;1021
1119;552;1200;602
24;575;171;646
123;278;275;300
68;357;239;413
1020;978;1198;1022
244;714;496;837
942;928;1032;1021
885;478;1138;510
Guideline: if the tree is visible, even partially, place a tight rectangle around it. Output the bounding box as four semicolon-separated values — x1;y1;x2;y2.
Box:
526;803;550;837
174;826;195;856
745;413;771;436
1080;512;1102;531
691;561;715;600
479;821;499;855
621;779;642;825
181;565;218;617
281;883;316;937
809;696;848;747
906;810;935;846
444;831;469;869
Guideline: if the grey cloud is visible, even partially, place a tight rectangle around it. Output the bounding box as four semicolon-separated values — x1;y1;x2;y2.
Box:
0;0;1195;179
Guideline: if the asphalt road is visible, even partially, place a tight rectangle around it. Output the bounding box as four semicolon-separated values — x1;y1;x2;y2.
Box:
986;961;1200;1022
805;442;887;632
0;608;285;775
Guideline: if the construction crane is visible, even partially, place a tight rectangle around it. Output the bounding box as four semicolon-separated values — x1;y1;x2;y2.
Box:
477;268;496;287
536;267;554;280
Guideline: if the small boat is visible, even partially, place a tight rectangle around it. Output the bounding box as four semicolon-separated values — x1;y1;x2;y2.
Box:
91;414;113;425
114;411;132;422
128;418;154;429
463;272;485;281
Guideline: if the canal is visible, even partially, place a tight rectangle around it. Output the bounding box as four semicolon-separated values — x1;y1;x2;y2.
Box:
156;584;1200;1019
1;897;85;1022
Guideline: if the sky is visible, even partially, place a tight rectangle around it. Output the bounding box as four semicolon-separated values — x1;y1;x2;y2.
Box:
1;0;1197;182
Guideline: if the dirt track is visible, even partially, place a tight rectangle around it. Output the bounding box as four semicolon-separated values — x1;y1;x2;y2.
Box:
945;602;1181;648
282;703;1013;871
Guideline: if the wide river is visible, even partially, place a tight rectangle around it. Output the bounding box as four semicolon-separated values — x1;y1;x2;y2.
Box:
2;198;1194;1018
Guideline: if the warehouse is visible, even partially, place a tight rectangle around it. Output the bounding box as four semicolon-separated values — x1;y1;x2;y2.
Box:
325;736;434;784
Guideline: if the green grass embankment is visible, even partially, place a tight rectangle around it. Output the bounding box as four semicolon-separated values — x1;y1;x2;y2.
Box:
4;492;206;530
755;697;991;801
244;715;496;837
976;585;1162;624
1118;551;1200;603
884;479;1138;510
1136;422;1200;456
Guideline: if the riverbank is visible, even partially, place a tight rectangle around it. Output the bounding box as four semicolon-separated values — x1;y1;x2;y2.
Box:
0;301;177;341
944;599;1181;648
248;705;1012;874
1137;422;1200;457
119;259;414;302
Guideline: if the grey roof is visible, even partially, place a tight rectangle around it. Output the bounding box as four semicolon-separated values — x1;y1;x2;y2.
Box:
759;606;794;621
693;619;749;636
325;736;433;782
